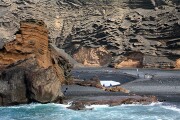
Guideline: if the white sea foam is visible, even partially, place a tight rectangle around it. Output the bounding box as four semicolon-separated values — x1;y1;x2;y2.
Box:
85;102;162;109
149;102;163;106
4;103;43;109
0;102;180;120
85;104;109;109
100;80;120;87
120;102;163;107
161;105;180;113
51;102;72;108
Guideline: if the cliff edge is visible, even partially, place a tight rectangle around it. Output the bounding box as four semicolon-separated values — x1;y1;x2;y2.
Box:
0;19;71;106
0;0;179;69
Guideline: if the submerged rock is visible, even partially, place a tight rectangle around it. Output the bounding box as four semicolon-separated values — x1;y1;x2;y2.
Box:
0;19;71;106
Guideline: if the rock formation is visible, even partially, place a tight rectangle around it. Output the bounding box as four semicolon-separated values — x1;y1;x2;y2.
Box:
74;77;103;89
66;95;158;110
0;0;179;68
0;19;71;106
105;86;130;94
176;59;180;68
73;47;112;67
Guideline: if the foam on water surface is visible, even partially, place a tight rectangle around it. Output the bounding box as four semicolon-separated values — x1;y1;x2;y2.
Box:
0;102;180;120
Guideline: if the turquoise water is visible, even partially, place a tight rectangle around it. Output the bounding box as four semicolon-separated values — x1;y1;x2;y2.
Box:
0;103;180;120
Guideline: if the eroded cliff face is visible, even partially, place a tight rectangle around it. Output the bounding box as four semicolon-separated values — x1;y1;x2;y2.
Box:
62;0;180;68
0;0;180;68
0;19;71;106
0;20;52;68
176;59;180;68
73;47;112;67
114;52;143;68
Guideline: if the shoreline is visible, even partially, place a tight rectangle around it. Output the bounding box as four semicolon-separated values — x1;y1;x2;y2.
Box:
62;67;180;110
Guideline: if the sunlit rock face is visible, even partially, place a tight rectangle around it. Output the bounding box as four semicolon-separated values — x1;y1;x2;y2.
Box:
73;47;112;67
115;59;141;68
114;52;143;68
0;0;180;68
0;20;52;68
0;19;72;106
176;59;180;68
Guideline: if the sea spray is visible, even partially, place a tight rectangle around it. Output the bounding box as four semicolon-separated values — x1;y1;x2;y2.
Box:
0;102;180;120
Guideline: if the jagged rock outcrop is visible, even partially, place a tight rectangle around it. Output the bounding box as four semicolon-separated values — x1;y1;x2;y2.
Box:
0;0;180;68
0;19;71;106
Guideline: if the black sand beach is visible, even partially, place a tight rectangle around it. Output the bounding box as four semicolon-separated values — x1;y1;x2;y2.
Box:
63;68;180;104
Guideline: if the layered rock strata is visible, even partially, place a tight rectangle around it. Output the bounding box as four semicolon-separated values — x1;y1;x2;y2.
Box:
58;0;180;68
0;0;179;68
0;19;71;106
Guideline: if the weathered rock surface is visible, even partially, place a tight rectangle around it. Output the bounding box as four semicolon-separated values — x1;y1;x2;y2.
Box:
176;59;180;68
65;95;158;110
0;19;71;106
73;77;103;89
73;47;112;67
105;86;130;94
0;0;180;68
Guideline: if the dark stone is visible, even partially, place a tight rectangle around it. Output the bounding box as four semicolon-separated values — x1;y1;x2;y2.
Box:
26;66;62;103
0;67;28;106
0;58;63;106
66;95;158;110
0;40;4;49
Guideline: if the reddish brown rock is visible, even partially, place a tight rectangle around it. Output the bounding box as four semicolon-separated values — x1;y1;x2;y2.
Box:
114;52;143;68
175;59;180;69
0;19;70;106
1;19;52;69
115;59;141;68
75;77;103;89
105;86;130;93
73;47;112;67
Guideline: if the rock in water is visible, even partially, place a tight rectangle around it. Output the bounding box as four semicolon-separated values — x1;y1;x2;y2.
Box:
0;19;71;106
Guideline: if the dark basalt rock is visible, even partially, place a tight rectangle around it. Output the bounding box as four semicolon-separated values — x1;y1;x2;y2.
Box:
0;66;28;106
0;57;64;106
66;95;158;110
26;65;63;103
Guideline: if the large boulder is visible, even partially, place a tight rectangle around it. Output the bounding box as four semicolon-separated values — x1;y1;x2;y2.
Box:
0;66;28;106
26;65;63;103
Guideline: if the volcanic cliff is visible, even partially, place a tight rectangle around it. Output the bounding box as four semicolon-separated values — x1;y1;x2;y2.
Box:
0;0;180;68
0;19;71;106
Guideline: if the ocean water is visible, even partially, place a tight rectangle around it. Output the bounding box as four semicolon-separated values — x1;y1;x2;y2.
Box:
0;102;180;120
